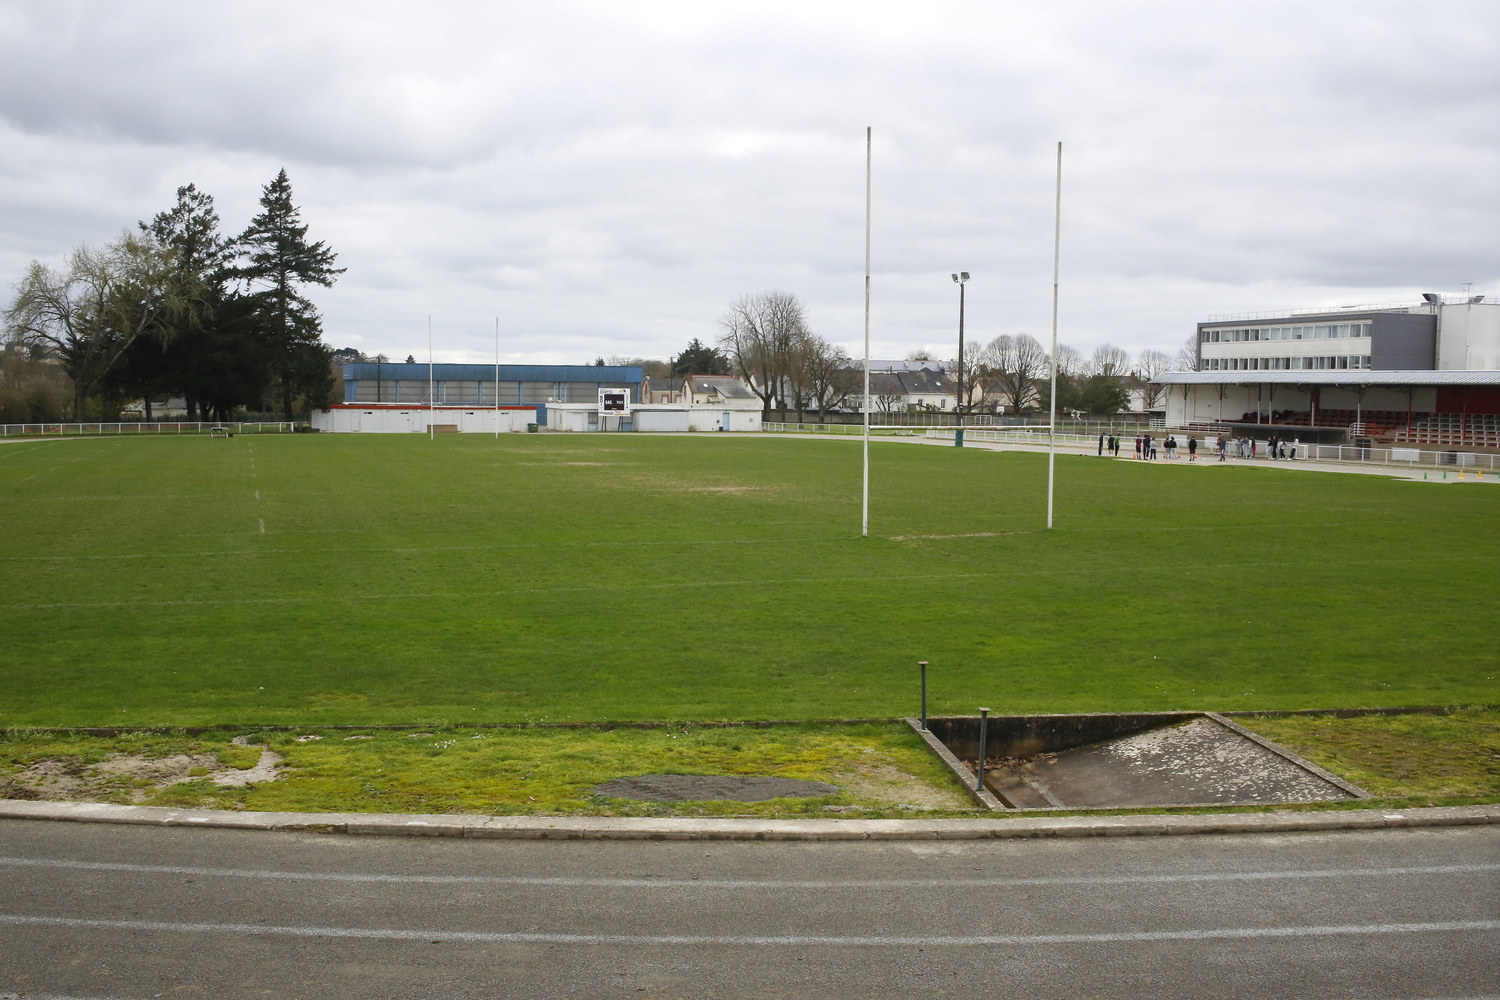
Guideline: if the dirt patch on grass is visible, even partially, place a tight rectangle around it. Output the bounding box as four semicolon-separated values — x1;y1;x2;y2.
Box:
831;760;972;810
0;735;284;803
595;774;839;803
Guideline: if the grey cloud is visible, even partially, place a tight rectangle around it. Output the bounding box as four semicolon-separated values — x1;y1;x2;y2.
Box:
1;0;1496;365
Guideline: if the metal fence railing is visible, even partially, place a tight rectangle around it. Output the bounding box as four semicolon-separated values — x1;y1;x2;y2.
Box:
1;421;299;437
763;421;1500;472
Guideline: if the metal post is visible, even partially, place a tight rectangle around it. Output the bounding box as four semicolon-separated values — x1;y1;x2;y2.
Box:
956;279;965;447
1047;141;1062;530
862;125;872;538
976;707;990;792
428;315;434;440
919;661;928;731
495;316;501;439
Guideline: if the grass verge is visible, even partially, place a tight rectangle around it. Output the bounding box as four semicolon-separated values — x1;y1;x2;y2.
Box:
0;722;976;818
2;711;1496;818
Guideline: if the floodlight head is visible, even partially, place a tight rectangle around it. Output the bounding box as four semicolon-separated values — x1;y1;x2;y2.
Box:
951;273;959;283
1422;293;1441;304
961;271;970;281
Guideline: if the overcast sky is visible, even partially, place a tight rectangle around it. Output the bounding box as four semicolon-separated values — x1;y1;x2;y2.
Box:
2;1;1497;368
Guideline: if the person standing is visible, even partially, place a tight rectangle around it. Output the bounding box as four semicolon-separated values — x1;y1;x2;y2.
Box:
1134;435;1142;460
1098;432;1105;456
1188;436;1198;461
1218;435;1227;462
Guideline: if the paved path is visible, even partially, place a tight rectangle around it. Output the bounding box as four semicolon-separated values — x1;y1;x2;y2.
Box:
1;818;1495;998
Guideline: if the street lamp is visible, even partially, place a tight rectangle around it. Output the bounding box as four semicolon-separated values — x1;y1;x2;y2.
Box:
951;272;970;447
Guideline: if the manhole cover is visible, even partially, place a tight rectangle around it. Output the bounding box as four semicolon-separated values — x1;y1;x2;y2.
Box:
594;774;839;803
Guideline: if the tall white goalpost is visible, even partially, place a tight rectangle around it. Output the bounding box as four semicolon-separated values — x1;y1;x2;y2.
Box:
862;125;872;538
1047;141;1062;530
494;316;501;439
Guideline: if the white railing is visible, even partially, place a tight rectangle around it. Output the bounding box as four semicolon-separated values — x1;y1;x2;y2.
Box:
1;421;299;437
763;422;927;436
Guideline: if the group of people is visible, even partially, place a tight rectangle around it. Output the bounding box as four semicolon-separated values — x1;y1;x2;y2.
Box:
1096;431;1300;463
1098;433;1200;461
1214;434;1299;461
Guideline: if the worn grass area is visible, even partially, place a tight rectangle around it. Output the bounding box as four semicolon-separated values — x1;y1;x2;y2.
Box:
1;434;1497;726
0;723;976;817
1245;709;1500;805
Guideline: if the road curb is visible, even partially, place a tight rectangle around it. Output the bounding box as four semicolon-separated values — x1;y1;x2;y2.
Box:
1;799;1496;841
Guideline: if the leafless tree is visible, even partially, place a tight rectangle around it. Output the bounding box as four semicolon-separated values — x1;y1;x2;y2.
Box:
717;290;806;420
1174;334;1199;371
6;233;191;418
804;339;858;423
1051;343;1085;378
982;333;1049;413
1089;343;1131;378
1135;348;1172;410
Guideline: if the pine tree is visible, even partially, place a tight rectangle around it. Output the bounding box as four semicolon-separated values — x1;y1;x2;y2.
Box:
238;169;344;420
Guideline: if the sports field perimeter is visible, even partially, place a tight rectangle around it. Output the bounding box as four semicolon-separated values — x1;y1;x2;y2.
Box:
0;433;1495;727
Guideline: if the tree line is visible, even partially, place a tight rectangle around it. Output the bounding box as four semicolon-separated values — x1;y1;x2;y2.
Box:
2;170;342;422
713;290;1182;419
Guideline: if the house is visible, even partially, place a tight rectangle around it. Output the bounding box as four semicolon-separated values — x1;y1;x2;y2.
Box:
684;376;761;409
642;376;686;404
864;370;956;412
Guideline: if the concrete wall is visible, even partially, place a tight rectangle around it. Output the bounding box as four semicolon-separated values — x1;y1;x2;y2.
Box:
312;406;536;433
544;404;762;433
1437;301;1500;370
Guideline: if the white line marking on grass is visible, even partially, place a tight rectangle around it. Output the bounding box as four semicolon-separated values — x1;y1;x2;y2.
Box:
0;913;1493;948
258;519;265;534
0;572;997;610
0;536;860;562
3;857;1494;889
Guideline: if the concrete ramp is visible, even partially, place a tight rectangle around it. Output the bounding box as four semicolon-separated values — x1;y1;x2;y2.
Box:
919;712;1369;810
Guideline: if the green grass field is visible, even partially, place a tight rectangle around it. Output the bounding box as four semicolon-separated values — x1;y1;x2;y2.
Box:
1;433;1496;727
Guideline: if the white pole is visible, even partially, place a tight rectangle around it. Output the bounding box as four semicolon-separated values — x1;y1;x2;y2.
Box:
495;316;501;439
1047;141;1062;531
862;126;872;539
428;315;434;440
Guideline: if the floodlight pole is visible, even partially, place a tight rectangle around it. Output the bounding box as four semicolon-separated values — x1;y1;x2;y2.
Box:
1047;142;1062;530
429;315;435;440
862;125;872;539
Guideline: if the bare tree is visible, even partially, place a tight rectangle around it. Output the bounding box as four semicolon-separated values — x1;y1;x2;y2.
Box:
1051;343;1085;378
1174;334;1199;371
1089;343;1131;378
804;339;857;423
6;233;190;418
717;291;806;420
1135;348;1171;410
983;333;1049;413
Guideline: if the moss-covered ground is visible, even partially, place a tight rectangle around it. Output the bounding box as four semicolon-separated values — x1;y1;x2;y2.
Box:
0;722;974;817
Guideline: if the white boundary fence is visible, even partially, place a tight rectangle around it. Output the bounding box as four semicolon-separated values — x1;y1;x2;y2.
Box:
1;421;298;437
764;421;1500;472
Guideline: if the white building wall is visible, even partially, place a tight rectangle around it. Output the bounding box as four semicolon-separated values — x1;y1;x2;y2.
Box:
1437;302;1500;371
312;407;535;433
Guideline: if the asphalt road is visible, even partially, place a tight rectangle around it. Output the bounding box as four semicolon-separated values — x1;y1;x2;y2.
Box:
0;819;1496;999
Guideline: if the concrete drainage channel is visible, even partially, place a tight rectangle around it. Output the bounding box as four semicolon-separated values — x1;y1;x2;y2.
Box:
911;711;1371;811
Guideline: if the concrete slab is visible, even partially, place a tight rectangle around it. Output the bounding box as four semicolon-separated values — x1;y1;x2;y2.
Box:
988;716;1357;808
